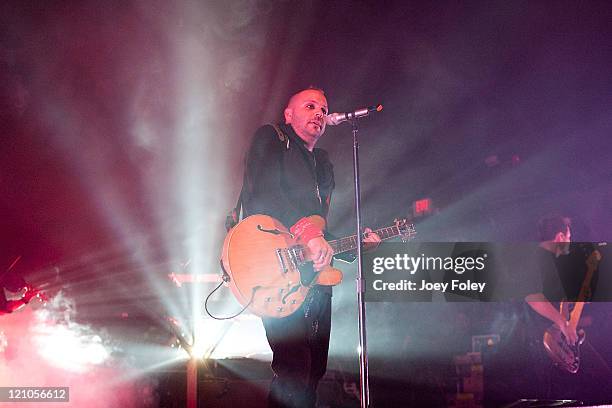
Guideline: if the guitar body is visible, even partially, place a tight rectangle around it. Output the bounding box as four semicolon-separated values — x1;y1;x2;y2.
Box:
543;324;586;374
221;215;343;319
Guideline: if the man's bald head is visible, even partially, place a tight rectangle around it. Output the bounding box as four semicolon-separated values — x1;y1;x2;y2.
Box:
283;88;329;150
286;87;326;110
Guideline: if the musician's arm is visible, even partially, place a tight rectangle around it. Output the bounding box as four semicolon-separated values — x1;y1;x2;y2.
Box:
525;293;565;326
525;292;578;344
245;127;332;270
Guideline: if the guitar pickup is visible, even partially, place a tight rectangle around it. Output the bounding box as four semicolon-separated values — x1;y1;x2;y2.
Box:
276;249;287;273
288;247;299;270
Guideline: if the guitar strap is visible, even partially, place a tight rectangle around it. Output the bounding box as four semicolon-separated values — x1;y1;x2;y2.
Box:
225;124;289;232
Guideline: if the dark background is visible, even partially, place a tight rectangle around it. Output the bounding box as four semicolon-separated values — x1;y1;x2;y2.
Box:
2;1;611;269
2;0;612;405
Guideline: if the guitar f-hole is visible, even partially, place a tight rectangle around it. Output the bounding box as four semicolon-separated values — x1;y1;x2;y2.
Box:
257;225;294;239
282;284;301;304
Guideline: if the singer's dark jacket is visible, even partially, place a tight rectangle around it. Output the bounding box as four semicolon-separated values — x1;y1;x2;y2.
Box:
242;123;335;230
241;123;336;408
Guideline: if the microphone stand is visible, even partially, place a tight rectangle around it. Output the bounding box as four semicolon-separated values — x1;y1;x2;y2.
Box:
349;118;370;408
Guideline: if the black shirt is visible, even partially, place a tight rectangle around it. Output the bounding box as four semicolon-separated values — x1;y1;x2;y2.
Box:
528;246;597;302
242;123;334;229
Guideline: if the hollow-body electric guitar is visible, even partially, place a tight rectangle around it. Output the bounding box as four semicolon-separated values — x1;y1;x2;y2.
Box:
542;246;603;373
221;214;415;318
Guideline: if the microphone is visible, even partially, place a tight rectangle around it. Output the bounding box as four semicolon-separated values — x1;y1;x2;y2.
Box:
325;104;383;126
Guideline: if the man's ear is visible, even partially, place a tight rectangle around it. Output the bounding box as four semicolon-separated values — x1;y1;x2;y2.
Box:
284;108;292;124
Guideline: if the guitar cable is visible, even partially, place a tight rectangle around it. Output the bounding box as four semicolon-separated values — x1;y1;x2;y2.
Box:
203;263;255;320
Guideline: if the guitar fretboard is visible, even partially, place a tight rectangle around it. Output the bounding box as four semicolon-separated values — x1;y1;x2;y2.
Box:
328;225;403;256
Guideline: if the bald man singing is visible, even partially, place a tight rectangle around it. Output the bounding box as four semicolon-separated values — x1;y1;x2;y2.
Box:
241;87;378;408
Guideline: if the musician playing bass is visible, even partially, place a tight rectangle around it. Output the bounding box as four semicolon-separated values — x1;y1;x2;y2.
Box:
522;215;606;400
241;87;380;408
525;216;578;345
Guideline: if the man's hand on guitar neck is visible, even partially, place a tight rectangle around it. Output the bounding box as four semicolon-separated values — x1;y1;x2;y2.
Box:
309;228;381;271
363;227;382;252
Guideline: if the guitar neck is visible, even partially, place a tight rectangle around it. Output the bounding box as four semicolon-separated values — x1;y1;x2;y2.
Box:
328;225;402;256
569;253;600;328
569;302;585;329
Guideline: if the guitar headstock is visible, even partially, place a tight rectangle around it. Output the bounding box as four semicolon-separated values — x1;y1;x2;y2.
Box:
394;218;417;242
586;249;602;271
576;242;606;271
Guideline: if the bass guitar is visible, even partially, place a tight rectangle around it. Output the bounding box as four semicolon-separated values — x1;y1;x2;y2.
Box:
543;245;603;373
221;214;415;318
